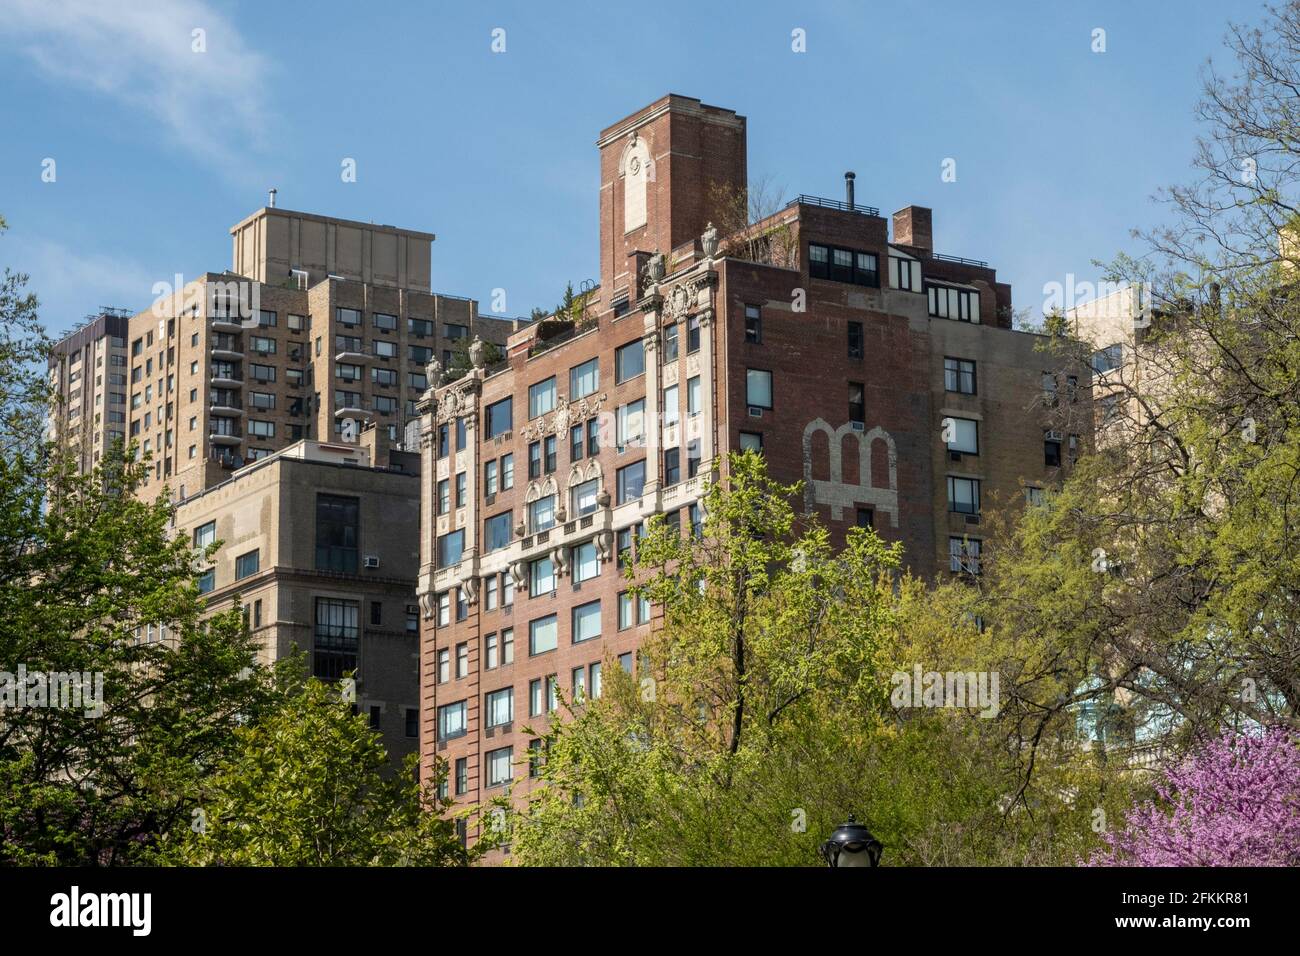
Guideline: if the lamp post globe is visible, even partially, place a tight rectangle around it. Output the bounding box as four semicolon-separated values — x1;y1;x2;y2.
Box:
820;817;883;868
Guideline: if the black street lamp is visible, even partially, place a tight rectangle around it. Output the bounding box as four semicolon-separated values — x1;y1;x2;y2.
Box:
820;817;883;867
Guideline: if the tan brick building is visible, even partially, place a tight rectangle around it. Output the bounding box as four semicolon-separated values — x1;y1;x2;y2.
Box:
415;95;1088;839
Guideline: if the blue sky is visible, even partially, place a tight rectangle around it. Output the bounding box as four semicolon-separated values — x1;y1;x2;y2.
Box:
0;0;1262;338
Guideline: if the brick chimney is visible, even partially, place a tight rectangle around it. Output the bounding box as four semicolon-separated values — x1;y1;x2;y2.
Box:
892;205;933;256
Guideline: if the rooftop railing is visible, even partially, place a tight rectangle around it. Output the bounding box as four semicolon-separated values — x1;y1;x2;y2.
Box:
786;194;881;218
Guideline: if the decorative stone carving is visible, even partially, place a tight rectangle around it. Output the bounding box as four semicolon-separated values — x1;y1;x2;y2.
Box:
520;393;606;442
514;519;526;538
596;488;611;508
468;336;486;369
551;546;569;577
701;222;720;258
462;575;479;605
433;382;479;425
418;591;435;621
509;560;526;591
425;357;444;389
645;252;666;283
661;273;715;322
594;529;614;562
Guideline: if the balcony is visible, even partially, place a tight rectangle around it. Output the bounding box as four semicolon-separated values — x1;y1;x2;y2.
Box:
209;448;244;470
210;367;242;388
334;401;375;419
334;341;371;363
210;335;244;360
210;314;244;333
209;421;243;445
209;393;243;416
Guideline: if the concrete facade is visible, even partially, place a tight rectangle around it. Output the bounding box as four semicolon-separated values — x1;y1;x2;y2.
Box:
172;431;423;761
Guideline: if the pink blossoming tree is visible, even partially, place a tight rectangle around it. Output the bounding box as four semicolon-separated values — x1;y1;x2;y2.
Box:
1089;728;1300;866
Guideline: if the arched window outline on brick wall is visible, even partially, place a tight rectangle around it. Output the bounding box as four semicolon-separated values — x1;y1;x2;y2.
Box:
619;132;652;233
800;419;900;526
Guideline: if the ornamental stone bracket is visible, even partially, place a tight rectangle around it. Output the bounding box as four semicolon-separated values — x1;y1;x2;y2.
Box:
433;378;481;426
660;269;717;324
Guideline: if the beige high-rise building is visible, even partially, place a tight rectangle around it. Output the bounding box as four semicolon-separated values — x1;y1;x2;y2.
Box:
46;309;132;474
49;205;523;504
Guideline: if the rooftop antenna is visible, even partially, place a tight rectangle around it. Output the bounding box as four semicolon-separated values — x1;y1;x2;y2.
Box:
268;187;277;209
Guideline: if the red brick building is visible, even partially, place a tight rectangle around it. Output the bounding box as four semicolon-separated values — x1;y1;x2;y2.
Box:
415;95;1082;840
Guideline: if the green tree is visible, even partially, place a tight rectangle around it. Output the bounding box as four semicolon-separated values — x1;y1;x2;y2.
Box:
169;676;485;866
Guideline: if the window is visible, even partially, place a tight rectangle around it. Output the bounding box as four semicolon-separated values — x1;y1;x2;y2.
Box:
455;471;467;507
663;323;679;362
615;339;645;383
663;447;681;485
372;366;397;386
235;549;259;580
586;419;599;457
746;369;772;409
848;383;865;425
248;419;274;439
1042;372;1058;406
848;321;864;359
486;397;512;437
404;707;418;738
250;363;276;383
529;614;558;655
544;434;557;473
197;569;215;594
438;701;467;741
456;641;468;675
949;537;983;575
194;520;216;549
619;652;633;674
685;316;701;355
809;243;878;286
436;593;450;628
570;358;599;399
1026;486;1047;507
572;541;599;583
528;441;542;479
315;494;359;572
455;757;468;795
570;424;584;462
337;307;362;327
529;377;556;419
313;598;359;680
485;688;513;728
249;391;275;411
947;476;981;515
927;284;980;322
437;646;450;682
1091;343;1124;374
501;453;514;490
571;478;599;517
687;376;701;417
502;627;514;662
571;667;586;703
855;251;880;286
590;661;604;698
944;357;976;395
739;431;763;453
529;679;544;717
572;600;601;643
946;418;979;455
437;478;450;515
485;577;499;612
529;494;555;532
663;384;679;427
617;399;644;448
438;530;465;566
250;335;275;355
445;323;469;340
857;507;874;528
409;345;433;364
1045;435;1062;467
336;362;362;383
406;604;419;633
484;459;499;497
617;460;645;504
618;591;635;630
484;512;512;553
744;304;762;343
485;631;499;667
374;395;396;415
529;556;556;597
889;254;921;292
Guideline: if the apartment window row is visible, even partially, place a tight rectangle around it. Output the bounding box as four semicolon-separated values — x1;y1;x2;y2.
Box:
809;242;879;287
927;284;981;323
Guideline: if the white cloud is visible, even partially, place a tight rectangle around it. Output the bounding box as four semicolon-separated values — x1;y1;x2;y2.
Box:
0;0;273;174
12;236;157;334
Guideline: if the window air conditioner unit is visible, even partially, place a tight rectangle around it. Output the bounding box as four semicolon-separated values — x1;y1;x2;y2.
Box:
949;451;962;462
748;406;763;418
1046;430;1063;442
850;421;865;432
364;556;380;569
965;515;980;525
